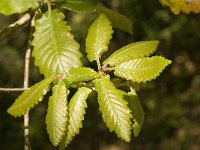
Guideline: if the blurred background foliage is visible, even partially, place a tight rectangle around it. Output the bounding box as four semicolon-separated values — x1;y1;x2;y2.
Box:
0;0;200;149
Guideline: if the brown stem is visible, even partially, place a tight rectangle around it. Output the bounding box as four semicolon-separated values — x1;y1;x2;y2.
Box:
24;15;35;150
0;88;29;92
0;13;32;42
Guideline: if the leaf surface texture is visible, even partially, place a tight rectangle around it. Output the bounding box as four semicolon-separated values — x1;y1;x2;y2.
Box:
114;56;171;83
124;89;144;137
96;5;133;34
62;0;95;13
7;78;53;117
46;81;68;146
94;76;132;142
65;87;92;145
103;41;159;66
0;0;38;15
32;9;82;77
86;14;113;62
68;67;98;84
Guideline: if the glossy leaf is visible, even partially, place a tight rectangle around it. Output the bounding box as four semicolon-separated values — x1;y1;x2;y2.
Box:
124;89;144;137
62;0;95;13
0;0;38;15
46;81;69;146
96;5;133;34
114;56;171;83
65;87;92;145
86;14;113;62
7;78;53;117
103;41;159;66
94;75;132;142
67;67;99;84
160;0;200;14
32;9;82;78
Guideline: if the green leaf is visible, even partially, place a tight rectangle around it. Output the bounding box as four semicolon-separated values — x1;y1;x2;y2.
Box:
62;0;96;13
67;67;99;84
94;75;132;142
65;87;92;145
7;78;53;117
124;89;144;137
103;41;159;66
46;81;69;146
86;14;113;62
96;5;133;34
32;9;82;78
0;0;39;15
114;56;172;83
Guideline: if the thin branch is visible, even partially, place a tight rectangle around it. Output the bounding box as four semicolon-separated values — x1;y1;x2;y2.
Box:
0;88;28;92
0;13;32;41
24;15;35;150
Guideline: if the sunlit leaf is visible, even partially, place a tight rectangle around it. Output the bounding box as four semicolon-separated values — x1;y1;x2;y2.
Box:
114;56;171;83
7;78;53;117
64;87;92;145
46;81;69;146
96;5;133;34
160;0;200;14
94;75;132;142
86;14;113;62
32;9;82;78
0;0;38;15
124;89;144;137
62;0;95;13
67;67;98;84
103;41;159;66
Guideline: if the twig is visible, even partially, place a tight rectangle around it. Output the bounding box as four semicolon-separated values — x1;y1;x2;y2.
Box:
24;14;35;150
0;13;32;41
0;88;29;92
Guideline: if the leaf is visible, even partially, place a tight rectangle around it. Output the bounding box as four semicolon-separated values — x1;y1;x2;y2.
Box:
7;78;53;117
94;75;132;142
160;0;200;14
67;67;99;84
96;5;133;34
46;81;69;146
114;56;171;83
0;0;39;15
32;9;82;78
64;87;92;145
103;41;159;66
124;89;144;137
62;0;96;13
86;14;113;62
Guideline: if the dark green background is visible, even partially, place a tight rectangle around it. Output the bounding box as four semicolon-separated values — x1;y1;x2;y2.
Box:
0;0;200;149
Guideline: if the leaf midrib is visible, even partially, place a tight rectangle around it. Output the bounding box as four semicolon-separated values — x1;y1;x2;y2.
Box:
48;10;66;75
99;80;126;132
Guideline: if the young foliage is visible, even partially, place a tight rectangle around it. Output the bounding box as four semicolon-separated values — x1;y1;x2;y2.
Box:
86;14;113;62
0;0;38;15
96;5;133;34
64;87;92;146
5;1;172;148
67;67;99;84
114;56;171;83
103;41;159;66
124;89;144;137
94;75;133;142
7;77;53;117
32;9;82;78
46;81;69;146
62;0;96;13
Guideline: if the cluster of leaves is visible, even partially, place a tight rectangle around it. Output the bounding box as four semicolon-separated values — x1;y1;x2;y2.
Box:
0;0;171;149
160;0;200;14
